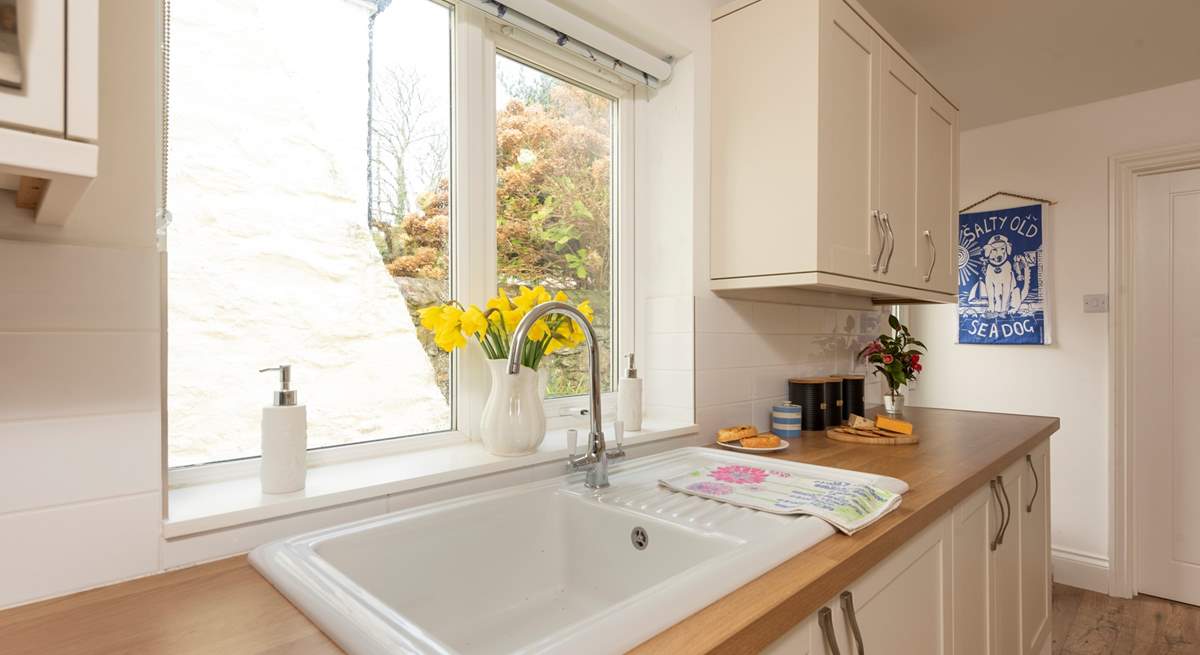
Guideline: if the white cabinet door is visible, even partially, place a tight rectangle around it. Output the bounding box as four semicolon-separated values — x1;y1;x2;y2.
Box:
65;0;99;142
953;483;997;654
992;459;1025;655
0;0;65;135
838;515;953;655
1020;443;1051;654
875;43;921;287
817;0;881;280
916;81;958;294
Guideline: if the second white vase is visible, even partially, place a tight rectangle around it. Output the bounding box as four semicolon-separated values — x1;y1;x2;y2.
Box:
480;360;547;456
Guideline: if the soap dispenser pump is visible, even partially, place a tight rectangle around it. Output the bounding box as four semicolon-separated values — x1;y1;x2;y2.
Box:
259;364;307;494
617;353;643;431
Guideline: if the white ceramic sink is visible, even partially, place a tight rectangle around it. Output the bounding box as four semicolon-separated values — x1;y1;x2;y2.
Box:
250;447;907;655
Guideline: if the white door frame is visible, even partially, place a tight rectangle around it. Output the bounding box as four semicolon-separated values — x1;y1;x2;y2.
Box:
1108;142;1200;598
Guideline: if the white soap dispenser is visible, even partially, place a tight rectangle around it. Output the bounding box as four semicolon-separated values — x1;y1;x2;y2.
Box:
618;353;643;432
259;364;307;494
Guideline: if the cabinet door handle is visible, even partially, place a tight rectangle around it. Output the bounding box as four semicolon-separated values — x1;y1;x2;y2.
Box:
997;474;1012;545
878;208;888;269
840;591;866;655
923;230;936;282
1026;454;1039;513
881;212;895;273
818;606;842;655
989;478;1003;551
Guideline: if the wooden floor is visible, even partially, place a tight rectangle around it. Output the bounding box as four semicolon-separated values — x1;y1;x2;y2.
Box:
1053;583;1200;655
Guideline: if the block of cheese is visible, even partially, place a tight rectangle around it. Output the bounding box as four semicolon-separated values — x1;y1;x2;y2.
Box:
874;415;914;435
848;414;874;429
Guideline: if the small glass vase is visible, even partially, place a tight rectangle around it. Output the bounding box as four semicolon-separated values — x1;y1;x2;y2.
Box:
479;359;548;456
882;389;905;416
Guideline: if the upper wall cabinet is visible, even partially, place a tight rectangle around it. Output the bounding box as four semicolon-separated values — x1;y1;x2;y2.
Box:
711;0;958;303
0;0;99;225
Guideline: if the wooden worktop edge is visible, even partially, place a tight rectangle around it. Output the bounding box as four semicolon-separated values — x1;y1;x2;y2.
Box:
630;415;1060;654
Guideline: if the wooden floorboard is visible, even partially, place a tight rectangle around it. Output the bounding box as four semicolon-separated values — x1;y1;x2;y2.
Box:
1053;583;1200;655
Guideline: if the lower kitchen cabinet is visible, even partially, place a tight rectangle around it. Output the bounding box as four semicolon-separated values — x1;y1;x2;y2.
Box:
767;443;1050;654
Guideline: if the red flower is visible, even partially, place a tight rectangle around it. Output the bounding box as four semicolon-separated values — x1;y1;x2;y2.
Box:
914;363;923;372
910;354;921;364
882;354;894;364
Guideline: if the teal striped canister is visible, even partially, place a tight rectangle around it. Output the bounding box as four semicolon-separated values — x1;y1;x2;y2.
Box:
771;402;803;438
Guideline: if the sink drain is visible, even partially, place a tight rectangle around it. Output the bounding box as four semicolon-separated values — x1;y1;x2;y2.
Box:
631;526;649;550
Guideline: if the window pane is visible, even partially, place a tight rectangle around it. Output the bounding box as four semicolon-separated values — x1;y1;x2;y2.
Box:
495;55;616;397
167;0;453;467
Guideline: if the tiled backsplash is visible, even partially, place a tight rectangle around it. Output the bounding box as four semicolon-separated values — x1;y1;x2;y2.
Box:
693;294;885;440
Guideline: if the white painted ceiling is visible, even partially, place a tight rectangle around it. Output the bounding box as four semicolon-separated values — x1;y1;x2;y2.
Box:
857;0;1200;129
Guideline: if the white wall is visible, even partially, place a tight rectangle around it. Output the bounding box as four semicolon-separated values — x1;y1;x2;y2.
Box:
907;76;1200;591
0;0;163;608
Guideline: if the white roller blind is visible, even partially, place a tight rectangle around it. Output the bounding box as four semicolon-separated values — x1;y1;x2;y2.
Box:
460;0;672;87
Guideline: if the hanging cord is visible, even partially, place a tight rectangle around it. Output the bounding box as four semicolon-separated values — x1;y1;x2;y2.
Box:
156;0;173;252
960;190;1056;213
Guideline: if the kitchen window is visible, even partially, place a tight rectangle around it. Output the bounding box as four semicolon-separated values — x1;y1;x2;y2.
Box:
162;0;634;471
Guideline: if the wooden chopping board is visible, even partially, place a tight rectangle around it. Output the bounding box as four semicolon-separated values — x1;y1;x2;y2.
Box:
826;425;920;445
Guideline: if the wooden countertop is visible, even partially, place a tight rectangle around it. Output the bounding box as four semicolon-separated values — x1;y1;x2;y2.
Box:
0;407;1057;655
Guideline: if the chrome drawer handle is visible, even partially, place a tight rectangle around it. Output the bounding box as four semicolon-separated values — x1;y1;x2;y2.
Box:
997;474;1012;544
1026;454;1039;513
923;230;936;282
872;210;885;272
990;478;1004;551
880;212;895;274
840;591;866;654
818;606;841;655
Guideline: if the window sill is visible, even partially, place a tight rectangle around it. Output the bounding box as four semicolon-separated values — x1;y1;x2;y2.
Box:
164;419;698;538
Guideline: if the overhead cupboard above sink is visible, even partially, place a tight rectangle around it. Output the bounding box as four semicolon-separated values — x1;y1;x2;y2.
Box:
0;0;99;225
710;0;959;305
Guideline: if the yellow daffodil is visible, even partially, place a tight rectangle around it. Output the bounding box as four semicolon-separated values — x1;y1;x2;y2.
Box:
460;305;488;338
554;290;569;303
527;318;551;341
501;308;525;333
418;305;445;331
434;326;466;352
577;299;594;323
486;289;513;312
513;285;547;312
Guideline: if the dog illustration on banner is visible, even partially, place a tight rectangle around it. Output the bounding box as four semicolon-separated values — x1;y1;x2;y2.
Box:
957;204;1050;345
979;234;1033;313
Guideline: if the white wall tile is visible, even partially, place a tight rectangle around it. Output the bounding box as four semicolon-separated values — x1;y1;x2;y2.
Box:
160;498;389;569
695;367;754;406
0;242;158;331
643;369;693;409
752;365;795;401
644;295;693;334
0;412;160;514
694;293;755;333
0;492;161;609
696;401;752;441
644;333;693;371
0;332;159;422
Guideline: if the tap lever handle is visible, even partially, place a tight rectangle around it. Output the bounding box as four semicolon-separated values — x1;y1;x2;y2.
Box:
567;429;578;458
614;420;624;450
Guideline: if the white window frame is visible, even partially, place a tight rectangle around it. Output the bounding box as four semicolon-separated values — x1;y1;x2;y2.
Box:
166;0;635;485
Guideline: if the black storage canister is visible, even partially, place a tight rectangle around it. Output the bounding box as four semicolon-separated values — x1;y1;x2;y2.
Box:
823;377;843;428
788;377;828;431
841;375;865;420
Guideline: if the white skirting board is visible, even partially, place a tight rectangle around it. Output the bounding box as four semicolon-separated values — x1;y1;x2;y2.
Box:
1051;546;1110;594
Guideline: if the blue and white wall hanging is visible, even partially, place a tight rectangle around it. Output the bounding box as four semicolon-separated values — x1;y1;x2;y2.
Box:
957;202;1052;345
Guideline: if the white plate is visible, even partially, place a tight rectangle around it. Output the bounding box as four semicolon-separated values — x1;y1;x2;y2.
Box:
715;439;790;453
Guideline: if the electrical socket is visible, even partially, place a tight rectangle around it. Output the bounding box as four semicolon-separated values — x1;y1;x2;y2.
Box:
1083;294;1109;314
